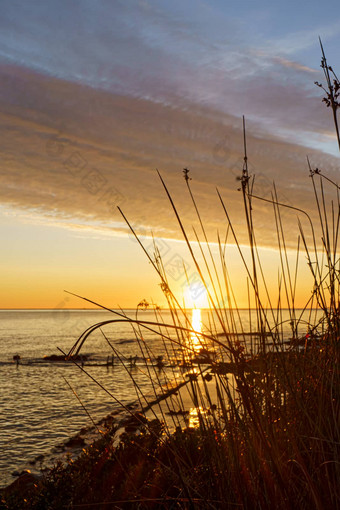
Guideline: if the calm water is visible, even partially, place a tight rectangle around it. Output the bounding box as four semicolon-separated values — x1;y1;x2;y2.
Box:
0;309;171;486
0;308;319;487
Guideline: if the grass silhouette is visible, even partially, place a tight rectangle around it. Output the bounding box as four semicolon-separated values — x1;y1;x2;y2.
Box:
1;44;340;510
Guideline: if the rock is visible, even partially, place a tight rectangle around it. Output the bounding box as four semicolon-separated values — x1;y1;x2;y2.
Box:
43;354;88;362
123;412;149;433
65;435;85;448
11;469;31;477
52;444;66;453
166;409;189;416
4;472;41;498
29;453;45;465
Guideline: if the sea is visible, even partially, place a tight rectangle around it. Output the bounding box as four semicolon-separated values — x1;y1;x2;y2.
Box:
0;307;322;487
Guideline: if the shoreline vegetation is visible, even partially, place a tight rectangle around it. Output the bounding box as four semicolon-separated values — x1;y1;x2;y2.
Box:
1;45;340;509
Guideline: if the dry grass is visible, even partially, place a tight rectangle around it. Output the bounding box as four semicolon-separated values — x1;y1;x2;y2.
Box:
1;46;340;510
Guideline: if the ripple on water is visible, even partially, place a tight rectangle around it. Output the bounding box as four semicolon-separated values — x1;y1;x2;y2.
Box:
0;360;160;487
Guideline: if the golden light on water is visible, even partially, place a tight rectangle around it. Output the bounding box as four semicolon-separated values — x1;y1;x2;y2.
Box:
189;407;201;428
190;308;202;351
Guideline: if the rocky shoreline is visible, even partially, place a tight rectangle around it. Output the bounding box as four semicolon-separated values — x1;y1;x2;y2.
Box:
1;368;213;496
1;401;139;492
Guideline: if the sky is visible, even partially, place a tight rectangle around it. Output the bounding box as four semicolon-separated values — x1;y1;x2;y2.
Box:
1;0;340;309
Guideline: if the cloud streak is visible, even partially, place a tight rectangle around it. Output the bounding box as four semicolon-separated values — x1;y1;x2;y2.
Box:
0;2;339;148
1;63;339;250
1;1;340;252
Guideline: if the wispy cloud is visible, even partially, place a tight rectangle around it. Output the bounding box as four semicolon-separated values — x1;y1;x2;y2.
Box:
271;57;317;74
1;63;339;249
264;22;340;56
1;1;340;251
0;1;336;141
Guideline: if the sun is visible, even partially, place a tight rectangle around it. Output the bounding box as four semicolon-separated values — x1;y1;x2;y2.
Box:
182;282;209;309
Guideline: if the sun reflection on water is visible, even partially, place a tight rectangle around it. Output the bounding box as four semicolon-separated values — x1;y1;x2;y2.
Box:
190;308;202;351
189;407;201;428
